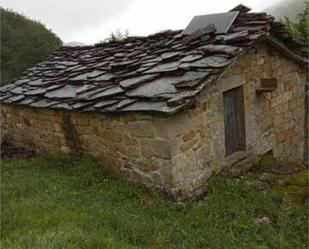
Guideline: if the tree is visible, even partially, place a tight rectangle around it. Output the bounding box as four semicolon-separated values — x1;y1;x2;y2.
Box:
1;8;62;85
284;1;309;47
100;29;129;43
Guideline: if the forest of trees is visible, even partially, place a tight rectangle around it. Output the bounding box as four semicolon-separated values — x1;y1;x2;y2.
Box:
1;8;62;85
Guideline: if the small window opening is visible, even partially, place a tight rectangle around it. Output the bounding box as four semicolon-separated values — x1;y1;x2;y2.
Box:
256;78;278;93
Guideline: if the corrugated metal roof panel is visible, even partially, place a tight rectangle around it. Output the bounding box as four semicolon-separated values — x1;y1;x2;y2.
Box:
183;11;239;35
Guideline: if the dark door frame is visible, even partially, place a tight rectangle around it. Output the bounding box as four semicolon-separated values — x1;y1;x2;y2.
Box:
223;86;246;156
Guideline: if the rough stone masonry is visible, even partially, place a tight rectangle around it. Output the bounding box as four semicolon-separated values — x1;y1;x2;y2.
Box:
1;42;307;200
1;8;308;200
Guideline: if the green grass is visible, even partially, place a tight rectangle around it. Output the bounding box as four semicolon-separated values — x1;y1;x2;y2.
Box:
1;155;308;249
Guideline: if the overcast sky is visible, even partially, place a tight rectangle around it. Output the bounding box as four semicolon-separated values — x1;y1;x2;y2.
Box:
1;0;282;45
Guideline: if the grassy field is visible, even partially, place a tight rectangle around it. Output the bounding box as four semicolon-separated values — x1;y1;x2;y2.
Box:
1;155;308;249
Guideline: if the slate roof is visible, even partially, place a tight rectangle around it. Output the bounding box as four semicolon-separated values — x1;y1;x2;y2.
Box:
0;11;307;114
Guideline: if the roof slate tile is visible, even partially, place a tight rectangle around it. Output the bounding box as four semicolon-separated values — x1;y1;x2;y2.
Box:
0;11;306;114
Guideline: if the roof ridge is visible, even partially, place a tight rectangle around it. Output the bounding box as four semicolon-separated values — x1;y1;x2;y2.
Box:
1;10;307;114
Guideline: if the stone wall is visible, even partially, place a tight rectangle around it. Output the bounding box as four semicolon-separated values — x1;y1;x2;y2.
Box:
1;105;176;195
1;42;307;200
154;42;307;197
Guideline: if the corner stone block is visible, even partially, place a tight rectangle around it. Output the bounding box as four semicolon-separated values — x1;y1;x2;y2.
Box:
154;114;192;139
141;138;171;159
60;145;71;154
138;161;160;172
182;130;196;142
160;162;174;186
188;107;201;119
129;121;155;138
180;136;199;152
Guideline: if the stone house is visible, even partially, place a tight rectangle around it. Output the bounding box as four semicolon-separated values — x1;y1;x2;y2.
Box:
1;6;308;200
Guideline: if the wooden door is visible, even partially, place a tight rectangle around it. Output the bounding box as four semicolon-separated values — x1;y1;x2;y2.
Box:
223;86;246;156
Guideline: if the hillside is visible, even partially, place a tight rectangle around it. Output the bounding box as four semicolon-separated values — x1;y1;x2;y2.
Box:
0;8;62;85
265;0;306;21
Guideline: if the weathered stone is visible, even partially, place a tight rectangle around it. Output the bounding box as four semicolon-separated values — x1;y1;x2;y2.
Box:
0;41;306;202
119;74;160;89
223;30;249;42
161;52;181;60
173;72;208;89
45;85;78;99
180;54;203;62
61;145;71;153
200;101;207;112
188;107;201;118
179;137;199;152
130;169;145;183
129;121;155;138
150;173;163;184
141;139;171;159
126;77;178;99
94;100;119;109
254;216;271;226
258;172;276;184
188;56;231;68
138;161;160;172
182;130;196;142
24;88;47;96
143;62;181;73
88;86;124;100
199;44;242;56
